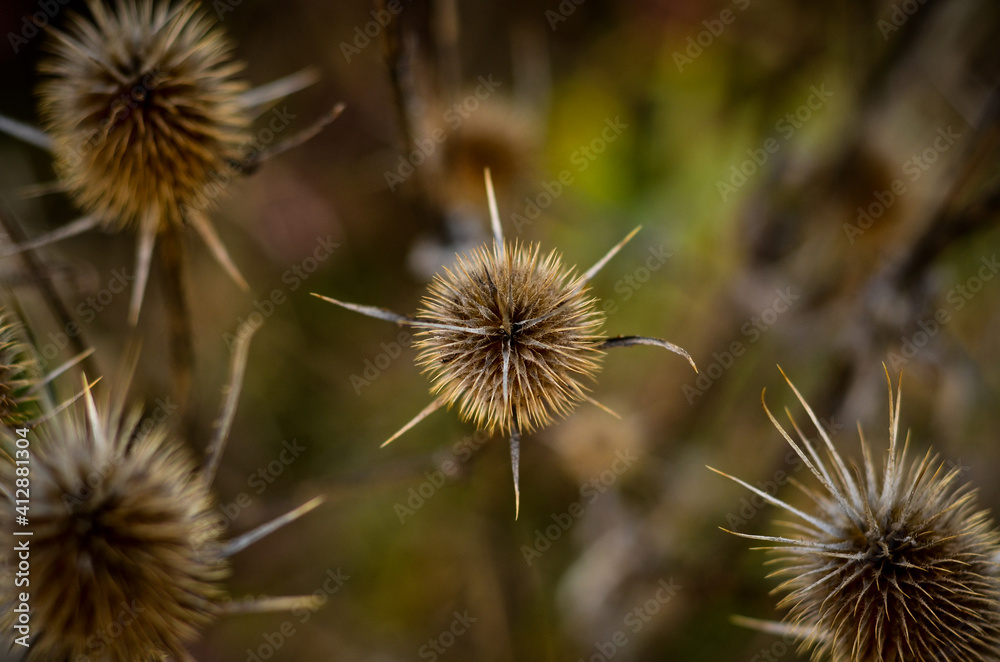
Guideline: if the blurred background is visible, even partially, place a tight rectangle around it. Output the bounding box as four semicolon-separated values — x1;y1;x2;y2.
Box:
1;0;999;659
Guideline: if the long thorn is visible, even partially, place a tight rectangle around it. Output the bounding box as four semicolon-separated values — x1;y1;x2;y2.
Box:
0;114;52;151
485;168;503;248
381;396;447;447
730;615;820;641
240;67;321;110
510;424;521;520
222;496;325;557
220;595;326;615
249;103;345;168
600;335;698;373
30;377;101;426
581;226;642;284
311;294;488;334
203;324;256;485
188;210;249;291
311;292;417;325
82;373;106;454
128;218;158;326
16;180;65;199
28;347;95;395
583;394;621;419
0;215;99;258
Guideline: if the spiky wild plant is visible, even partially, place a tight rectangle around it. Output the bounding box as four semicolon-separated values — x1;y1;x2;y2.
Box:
314;170;697;516
0;0;327;324
0;331;324;660
39;0;249;233
711;369;1000;662
1;386;228;661
416;240;604;435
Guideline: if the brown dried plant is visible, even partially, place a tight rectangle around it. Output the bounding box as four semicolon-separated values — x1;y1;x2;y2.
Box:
711;368;1000;662
0;0;333;324
0;329;324;660
314;170;697;516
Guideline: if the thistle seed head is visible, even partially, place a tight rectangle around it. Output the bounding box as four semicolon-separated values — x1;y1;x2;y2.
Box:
0;387;227;660
716;369;1000;662
315;169;696;516
416;241;604;434
37;0;250;231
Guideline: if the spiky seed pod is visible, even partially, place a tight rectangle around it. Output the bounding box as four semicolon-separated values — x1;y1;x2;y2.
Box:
37;0;250;233
2;0;333;324
431;98;539;209
0;310;38;426
713;370;1000;662
0;331;325;658
0;392;226;661
315;170;697;516
416;241;604;434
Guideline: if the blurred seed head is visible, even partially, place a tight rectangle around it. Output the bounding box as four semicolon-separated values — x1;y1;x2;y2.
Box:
423;97;540;211
716;370;1000;662
0;387;226;660
416;241;604;434
0;329;327;654
37;0;250;231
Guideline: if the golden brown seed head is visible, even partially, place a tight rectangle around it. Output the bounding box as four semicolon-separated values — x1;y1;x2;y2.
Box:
415;241;605;434
37;0;250;231
723;374;1000;662
0;397;227;660
780;461;1000;662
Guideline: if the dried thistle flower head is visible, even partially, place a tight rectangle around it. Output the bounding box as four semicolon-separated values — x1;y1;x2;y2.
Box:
712;368;1000;662
0;332;324;658
315;170;697;516
1;383;227;660
35;0;252;320
0;0;333;324
417;241;604;435
38;0;249;234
